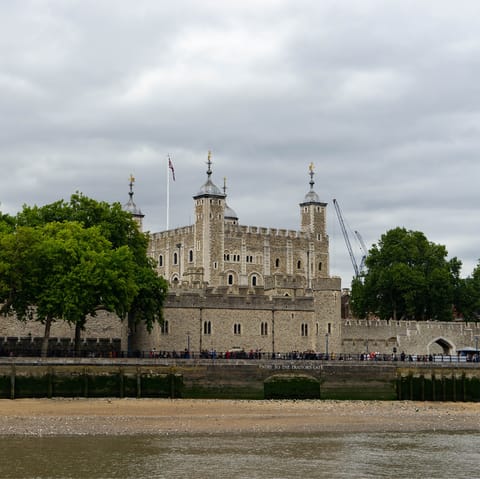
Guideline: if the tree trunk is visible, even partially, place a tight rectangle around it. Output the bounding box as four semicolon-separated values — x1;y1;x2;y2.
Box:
41;316;53;358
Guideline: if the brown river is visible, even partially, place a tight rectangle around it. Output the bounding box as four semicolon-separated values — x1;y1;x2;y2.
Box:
0;431;479;478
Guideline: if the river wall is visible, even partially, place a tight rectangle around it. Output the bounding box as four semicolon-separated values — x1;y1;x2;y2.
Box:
1;359;480;401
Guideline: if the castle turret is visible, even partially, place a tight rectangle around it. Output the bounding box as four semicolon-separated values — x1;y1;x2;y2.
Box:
300;163;327;238
124;174;144;231
192;152;226;285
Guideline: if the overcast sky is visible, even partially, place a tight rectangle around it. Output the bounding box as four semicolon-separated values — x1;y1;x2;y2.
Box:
1;0;480;287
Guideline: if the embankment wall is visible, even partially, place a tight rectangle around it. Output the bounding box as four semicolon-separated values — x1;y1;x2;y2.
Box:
1;359;480;401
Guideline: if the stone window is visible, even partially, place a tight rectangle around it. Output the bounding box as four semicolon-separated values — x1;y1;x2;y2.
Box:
173;252;178;265
234;323;241;335
203;321;211;335
328;323;332;334
261;322;268;336
301;323;308;336
228;274;234;285
158;255;163;267
189;250;193;262
318;262;322;271
251;275;257;287
297;260;302;269
161;320;169;335
275;258;280;268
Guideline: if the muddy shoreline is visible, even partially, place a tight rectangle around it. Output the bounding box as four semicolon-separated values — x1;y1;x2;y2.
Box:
1;399;480;436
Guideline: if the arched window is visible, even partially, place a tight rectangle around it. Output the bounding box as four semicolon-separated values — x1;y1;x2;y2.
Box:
173;252;178;265
275;258;280;268
203;321;211;335
158;255;163;267
318;262;322;271
297;260;302;269
301;323;308;336
228;274;234;285
161;320;169;335
189;250;193;262
252;275;257;287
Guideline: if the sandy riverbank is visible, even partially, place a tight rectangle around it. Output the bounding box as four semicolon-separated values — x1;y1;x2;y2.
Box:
0;399;479;436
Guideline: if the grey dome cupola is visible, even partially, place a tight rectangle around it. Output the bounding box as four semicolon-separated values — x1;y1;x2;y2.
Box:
194;151;226;199
124;174;144;217
301;162;321;205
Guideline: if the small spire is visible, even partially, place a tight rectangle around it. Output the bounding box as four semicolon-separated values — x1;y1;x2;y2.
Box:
129;174;135;200
223;176;227;195
308;163;315;190
207;150;212;178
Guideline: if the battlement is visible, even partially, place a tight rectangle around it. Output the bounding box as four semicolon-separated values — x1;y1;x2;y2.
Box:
224;224;309;240
343;319;480;331
164;288;314;311
151;226;195;241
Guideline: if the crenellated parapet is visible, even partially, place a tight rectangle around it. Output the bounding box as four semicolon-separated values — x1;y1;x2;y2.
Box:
164;288;314;311
224;224;310;240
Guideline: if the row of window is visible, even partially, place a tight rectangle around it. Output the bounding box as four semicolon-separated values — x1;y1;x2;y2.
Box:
161;321;331;336
158;250;194;267
159;251;322;272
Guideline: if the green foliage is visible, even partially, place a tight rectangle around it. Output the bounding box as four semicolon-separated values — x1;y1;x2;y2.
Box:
0;193;168;355
456;262;480;320
0;221;137;323
351;227;457;321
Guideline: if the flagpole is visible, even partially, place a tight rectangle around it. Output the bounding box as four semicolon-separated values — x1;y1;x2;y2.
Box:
166;155;170;230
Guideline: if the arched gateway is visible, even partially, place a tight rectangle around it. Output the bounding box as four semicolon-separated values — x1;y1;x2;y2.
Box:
427;337;455;355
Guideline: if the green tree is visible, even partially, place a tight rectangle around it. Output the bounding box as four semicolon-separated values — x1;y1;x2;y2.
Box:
457;262;480;321
0;222;138;357
351;227;456;321
4;193;168;356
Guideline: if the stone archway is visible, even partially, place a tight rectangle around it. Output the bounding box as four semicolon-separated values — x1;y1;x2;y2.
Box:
427;337;455;355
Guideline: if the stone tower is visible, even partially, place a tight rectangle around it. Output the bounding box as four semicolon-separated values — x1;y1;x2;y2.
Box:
192;152;226;286
300;163;327;239
299;164;329;285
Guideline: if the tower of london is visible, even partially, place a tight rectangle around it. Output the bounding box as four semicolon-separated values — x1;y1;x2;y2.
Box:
128;154;342;356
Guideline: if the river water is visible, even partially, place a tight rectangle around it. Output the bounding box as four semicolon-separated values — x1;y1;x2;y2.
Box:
0;431;479;479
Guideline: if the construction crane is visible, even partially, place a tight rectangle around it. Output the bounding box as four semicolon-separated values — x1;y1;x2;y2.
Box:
355;230;368;274
333;199;360;278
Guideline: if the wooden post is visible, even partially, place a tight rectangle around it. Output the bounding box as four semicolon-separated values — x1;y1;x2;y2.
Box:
47;367;53;399
119;368;124;398
84;368;89;398
136;368;141;398
10;364;15;400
